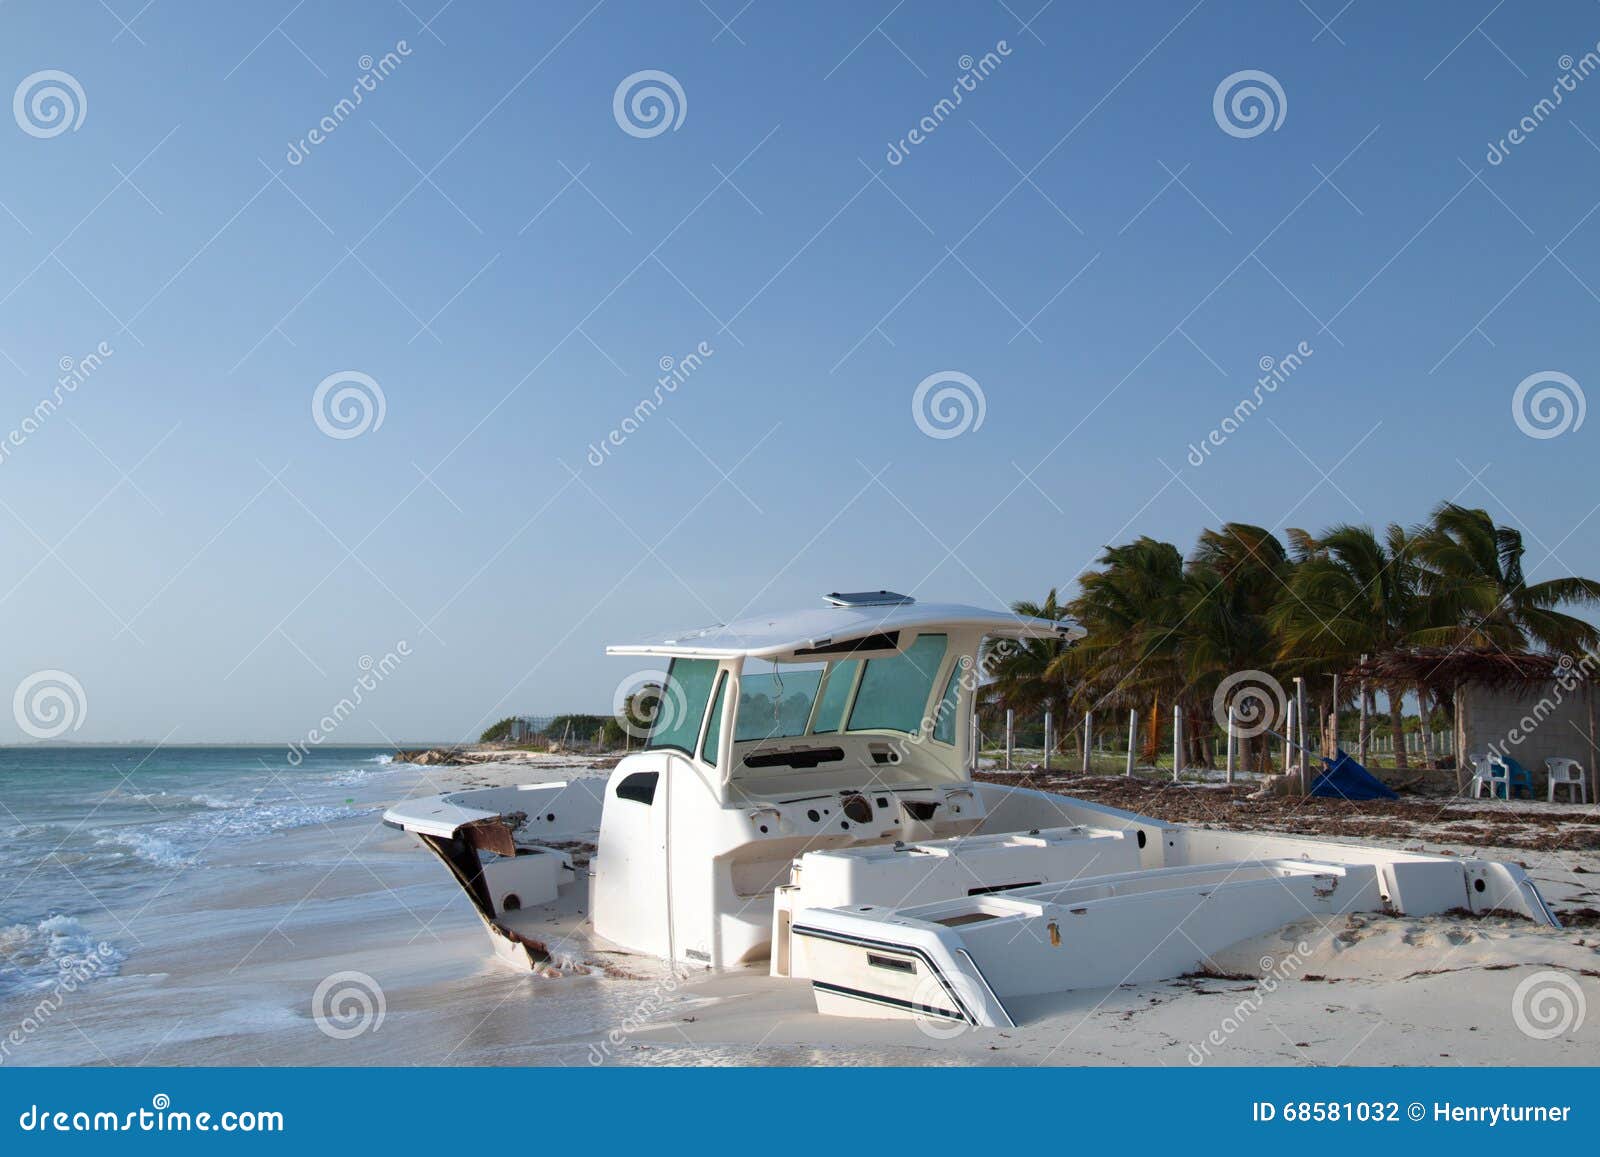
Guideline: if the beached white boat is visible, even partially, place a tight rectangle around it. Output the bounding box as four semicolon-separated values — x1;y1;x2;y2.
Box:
384;592;1558;1027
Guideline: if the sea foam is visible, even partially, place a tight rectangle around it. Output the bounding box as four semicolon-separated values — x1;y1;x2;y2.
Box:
0;914;125;997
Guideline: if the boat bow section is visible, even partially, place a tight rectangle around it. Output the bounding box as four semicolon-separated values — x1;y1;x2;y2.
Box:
383;779;605;968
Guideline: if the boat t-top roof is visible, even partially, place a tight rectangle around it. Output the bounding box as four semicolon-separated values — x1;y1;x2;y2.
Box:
606;592;1085;660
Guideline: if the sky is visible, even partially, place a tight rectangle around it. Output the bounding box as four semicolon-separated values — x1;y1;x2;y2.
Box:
1;0;1598;744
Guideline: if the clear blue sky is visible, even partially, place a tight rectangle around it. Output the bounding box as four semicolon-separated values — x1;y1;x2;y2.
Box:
2;1;1597;743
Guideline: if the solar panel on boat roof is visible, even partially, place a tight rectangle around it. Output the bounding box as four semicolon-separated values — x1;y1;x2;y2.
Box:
823;590;915;607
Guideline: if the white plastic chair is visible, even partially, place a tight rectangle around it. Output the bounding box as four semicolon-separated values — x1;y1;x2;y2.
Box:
1468;753;1500;799
1545;758;1589;804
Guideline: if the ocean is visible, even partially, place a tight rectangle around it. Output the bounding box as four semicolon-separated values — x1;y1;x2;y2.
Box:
0;745;824;1066
0;745;401;1003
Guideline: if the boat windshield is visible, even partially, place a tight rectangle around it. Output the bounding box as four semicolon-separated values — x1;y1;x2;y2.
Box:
735;660;828;742
735;633;950;743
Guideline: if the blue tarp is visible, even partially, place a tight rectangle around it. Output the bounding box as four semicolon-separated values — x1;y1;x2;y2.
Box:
1308;748;1398;800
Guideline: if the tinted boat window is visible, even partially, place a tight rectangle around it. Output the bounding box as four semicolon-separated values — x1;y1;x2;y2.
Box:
846;634;948;735
645;658;718;756
809;659;860;734
701;673;727;767
932;660;964;745
735;661;825;742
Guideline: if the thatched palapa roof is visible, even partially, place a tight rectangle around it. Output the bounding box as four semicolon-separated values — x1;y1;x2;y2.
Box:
1344;648;1583;696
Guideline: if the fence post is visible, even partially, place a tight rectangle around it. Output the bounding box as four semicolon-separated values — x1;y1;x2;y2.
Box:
1331;672;1339;759
1043;711;1052;771
1172;703;1182;781
1082;711;1092;774
1005;709;1013;771
1296;677;1308;793
1126;709;1137;777
1226;705;1236;785
1283;699;1295;772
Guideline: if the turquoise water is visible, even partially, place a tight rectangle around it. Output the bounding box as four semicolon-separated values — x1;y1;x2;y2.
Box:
0;745;400;999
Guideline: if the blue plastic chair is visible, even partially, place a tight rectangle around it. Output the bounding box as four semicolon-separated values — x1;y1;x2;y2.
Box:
1489;754;1534;799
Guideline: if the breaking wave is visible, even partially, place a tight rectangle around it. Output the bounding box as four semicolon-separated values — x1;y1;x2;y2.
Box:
0;915;125;998
91;803;368;869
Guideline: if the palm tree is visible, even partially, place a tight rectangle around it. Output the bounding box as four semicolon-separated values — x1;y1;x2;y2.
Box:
1056;538;1188;764
1270;522;1423;767
1411;503;1600;654
981;589;1077;751
1180;524;1292;771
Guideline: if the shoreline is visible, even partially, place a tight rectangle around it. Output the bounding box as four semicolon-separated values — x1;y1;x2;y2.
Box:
5;755;1596;1067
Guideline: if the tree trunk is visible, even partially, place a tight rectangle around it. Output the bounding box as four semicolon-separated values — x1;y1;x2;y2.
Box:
1417;683;1435;769
1144;696;1161;764
1358;684;1371;764
1388;686;1409;770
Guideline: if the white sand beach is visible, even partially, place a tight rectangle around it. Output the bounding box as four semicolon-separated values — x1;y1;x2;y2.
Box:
8;755;1595;1068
